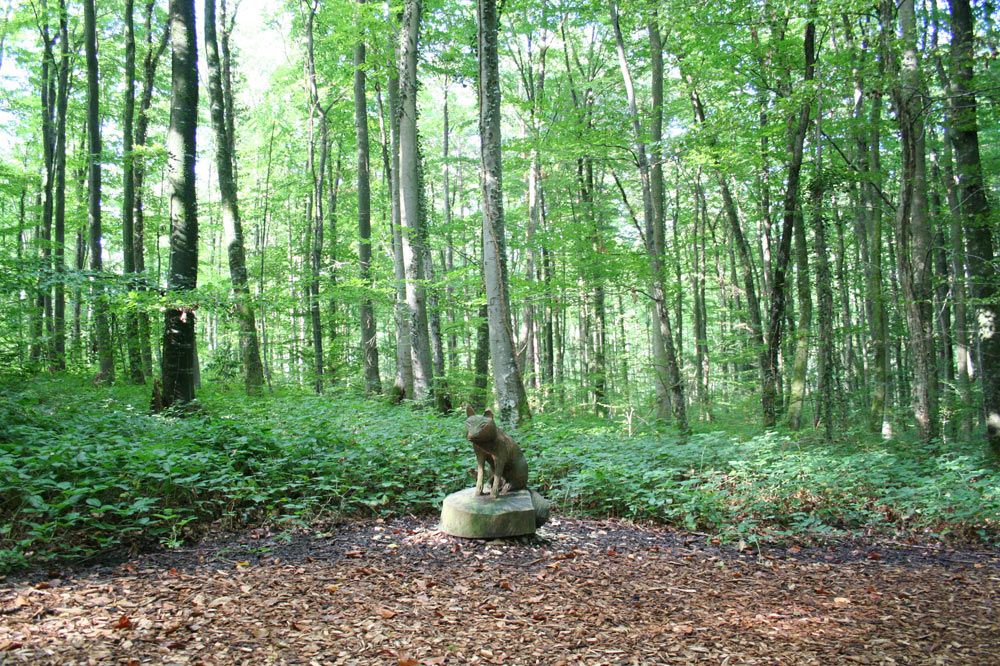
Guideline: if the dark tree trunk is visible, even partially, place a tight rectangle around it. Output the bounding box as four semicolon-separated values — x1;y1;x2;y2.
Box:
84;0;115;383
354;3;381;394
122;0;145;384
761;21;815;427
949;0;1000;454
52;0;69;371
160;0;199;409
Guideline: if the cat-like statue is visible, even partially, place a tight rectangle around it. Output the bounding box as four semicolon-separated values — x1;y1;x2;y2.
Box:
464;407;549;527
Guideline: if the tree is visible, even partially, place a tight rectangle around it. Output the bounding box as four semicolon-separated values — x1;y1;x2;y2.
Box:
761;19;814;428
611;2;687;433
948;0;999;454
159;0;199;409
355;0;381;395
886;0;937;441
479;0;529;426
398;0;433;403
205;0;264;394
84;0;114;383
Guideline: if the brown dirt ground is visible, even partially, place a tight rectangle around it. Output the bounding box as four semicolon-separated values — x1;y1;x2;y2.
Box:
1;516;999;665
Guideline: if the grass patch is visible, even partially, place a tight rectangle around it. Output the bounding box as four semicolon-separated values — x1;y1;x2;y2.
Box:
1;374;998;572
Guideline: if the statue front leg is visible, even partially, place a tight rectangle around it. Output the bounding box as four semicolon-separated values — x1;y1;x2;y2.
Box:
490;453;507;498
475;450;487;495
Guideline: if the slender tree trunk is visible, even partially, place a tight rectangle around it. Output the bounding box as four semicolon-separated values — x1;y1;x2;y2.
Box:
122;0;145;384
34;15;54;366
134;1;168;378
812;110;835;440
378;76;413;401
470;301;490;413
160;0;199;409
84;0;114;383
887;0;938;440
354;3;382;394
51;0;69;371
761;21;815;427
787;205;812;430
647;19;673;421
205;0;263;393
949;0;1000;454
612;5;687;434
479;0;529;426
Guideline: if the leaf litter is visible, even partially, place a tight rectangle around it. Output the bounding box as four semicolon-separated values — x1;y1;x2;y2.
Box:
1;516;999;664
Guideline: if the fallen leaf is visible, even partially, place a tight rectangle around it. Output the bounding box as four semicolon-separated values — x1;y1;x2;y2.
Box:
422;657;447;665
34;581;51;590
834;597;851;606
397;655;419;666
499;581;515;592
378;608;397;619
113;615;133;630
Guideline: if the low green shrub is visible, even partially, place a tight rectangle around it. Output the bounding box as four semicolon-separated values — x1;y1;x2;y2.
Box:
1;375;997;572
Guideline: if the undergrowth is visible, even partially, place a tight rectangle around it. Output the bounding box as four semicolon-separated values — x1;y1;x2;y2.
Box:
1;374;998;573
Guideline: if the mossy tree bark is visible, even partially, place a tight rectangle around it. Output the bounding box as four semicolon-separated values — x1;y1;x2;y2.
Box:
478;0;530;427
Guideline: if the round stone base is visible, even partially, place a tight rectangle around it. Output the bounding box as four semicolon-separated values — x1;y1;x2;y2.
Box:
439;487;537;538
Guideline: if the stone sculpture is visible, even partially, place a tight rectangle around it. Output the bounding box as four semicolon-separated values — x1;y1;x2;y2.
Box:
439;408;550;538
465;407;529;498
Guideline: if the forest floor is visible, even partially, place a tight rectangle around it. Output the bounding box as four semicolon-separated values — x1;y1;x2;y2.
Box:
1;516;998;666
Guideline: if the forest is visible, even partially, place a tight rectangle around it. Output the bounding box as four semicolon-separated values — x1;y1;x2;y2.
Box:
1;0;1000;572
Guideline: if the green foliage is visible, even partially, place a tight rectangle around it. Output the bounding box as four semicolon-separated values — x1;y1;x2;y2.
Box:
2;375;998;573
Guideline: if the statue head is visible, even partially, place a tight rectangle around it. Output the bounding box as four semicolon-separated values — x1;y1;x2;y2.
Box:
465;406;498;444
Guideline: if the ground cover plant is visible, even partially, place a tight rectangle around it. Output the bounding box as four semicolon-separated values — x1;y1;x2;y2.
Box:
2;374;998;574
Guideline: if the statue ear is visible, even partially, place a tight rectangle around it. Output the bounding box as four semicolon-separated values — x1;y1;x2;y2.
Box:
465;406;475;416
483;409;494;419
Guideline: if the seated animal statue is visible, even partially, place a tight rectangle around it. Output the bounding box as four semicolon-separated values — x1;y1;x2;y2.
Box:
465;407;529;498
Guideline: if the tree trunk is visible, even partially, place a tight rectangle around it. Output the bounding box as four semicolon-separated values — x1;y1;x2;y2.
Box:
205;0;264;393
84;0;114;383
134;1;168;378
812;115;835;440
378;76;413;401
121;0;145;384
160;0;199;409
478;0;530;426
647;19;673;421
354;2;381;395
787;205;812;430
35;15;54;367
887;0;938;440
52;0;69;371
949;0;1000;454
761;21;815;427
398;0;433;403
612;5;687;434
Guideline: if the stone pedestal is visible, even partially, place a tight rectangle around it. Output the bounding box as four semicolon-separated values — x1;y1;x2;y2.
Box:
439;488;538;538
